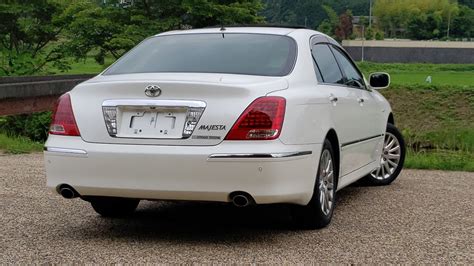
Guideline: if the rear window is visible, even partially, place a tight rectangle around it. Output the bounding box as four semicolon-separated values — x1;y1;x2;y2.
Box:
104;33;297;77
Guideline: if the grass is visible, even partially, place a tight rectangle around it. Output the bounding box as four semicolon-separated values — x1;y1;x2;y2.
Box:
46;57;114;75
356;62;474;158
405;149;474;172
0;133;43;154
60;57;114;75
381;85;473;150
378;82;473;171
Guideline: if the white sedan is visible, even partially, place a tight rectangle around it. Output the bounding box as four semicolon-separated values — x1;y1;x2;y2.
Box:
45;26;405;229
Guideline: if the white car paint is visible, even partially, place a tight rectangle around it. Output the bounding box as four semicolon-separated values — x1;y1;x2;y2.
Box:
45;27;392;205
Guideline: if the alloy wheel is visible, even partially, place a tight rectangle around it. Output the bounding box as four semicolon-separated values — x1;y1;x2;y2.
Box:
319;149;334;216
371;132;401;180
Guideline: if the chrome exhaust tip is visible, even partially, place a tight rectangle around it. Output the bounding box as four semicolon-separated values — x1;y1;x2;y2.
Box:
231;194;250;207
59;186;77;199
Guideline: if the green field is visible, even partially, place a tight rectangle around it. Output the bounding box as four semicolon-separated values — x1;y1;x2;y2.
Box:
358;62;474;86
359;62;474;171
380;84;473;171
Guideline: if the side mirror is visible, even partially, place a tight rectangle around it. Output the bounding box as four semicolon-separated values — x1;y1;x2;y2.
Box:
369;72;390;89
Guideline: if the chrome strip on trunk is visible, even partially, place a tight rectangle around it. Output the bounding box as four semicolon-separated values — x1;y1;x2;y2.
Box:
102;99;207;108
208;151;312;159
44;147;88;157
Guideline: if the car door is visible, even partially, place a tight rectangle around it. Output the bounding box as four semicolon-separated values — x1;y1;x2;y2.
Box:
330;45;385;165
310;41;367;176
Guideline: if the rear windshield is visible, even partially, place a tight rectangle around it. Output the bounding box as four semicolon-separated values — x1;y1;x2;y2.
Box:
104;33;297;76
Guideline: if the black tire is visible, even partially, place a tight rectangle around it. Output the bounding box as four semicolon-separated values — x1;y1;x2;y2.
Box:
292;139;337;229
363;123;406;186
90;197;140;217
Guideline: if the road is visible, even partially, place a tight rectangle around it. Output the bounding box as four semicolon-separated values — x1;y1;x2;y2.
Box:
1;153;473;264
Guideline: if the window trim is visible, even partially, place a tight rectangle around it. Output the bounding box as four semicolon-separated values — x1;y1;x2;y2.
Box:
311;51;324;82
311;43;345;85
329;45;368;90
309;35;369;90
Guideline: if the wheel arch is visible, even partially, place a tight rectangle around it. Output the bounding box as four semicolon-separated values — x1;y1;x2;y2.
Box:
325;129;340;184
388;112;395;125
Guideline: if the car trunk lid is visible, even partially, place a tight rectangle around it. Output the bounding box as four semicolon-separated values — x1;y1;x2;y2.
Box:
70;73;288;146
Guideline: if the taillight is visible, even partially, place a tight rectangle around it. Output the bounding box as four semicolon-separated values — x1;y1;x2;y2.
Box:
225;96;286;140
49;93;80;136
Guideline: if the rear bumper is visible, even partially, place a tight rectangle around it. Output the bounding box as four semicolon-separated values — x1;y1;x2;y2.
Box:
44;135;321;205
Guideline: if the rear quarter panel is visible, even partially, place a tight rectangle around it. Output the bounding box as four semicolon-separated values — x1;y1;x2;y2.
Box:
273;30;335;145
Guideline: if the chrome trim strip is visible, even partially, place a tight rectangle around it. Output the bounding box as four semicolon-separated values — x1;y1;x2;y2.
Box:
208;151;312;159
44;147;88;155
102;99;206;108
341;134;384;148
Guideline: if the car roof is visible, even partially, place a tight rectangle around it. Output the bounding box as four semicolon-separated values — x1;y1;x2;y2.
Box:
156;26;317;37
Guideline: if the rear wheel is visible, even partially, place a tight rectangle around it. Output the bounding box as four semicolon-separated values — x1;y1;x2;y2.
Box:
90;197;140;217
292;139;337;229
364;123;405;186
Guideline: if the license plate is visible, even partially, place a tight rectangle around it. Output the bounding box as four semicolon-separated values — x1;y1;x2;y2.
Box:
118;106;187;139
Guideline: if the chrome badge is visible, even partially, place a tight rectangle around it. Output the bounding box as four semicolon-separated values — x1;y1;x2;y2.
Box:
145;85;162;97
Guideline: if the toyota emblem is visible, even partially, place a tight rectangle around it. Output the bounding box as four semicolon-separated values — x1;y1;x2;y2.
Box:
145;85;162;97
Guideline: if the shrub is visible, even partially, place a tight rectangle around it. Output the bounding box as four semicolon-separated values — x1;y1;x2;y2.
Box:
0;112;52;142
375;31;384;40
366;27;375;40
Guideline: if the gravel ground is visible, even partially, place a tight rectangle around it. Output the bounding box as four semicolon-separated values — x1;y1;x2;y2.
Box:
1;153;473;264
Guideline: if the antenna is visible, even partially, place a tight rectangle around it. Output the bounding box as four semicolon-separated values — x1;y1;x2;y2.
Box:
220;22;226;38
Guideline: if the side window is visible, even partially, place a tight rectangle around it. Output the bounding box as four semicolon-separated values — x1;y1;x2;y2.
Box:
311;44;344;84
330;46;365;89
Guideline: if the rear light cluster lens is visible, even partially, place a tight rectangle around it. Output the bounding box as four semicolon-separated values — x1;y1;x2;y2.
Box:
183;107;205;138
49;93;80;136
225;96;286;140
102;107;118;136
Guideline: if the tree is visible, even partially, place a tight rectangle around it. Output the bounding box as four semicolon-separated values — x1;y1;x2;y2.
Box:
450;5;474;38
373;0;460;39
323;0;370;17
317;20;334;35
61;2;138;63
366;27;375;40
261;0;369;30
317;6;354;41
317;5;338;36
181;0;264;28
335;10;353;41
0;1;70;76
375;31;384;40
64;0;264;63
263;0;326;28
407;12;443;40
458;0;474;9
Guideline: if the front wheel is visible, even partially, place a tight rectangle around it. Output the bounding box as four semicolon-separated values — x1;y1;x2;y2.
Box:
364;123;406;186
90;197;140;217
292;139;337;229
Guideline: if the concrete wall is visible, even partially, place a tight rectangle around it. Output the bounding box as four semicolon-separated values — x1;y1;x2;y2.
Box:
0;74;94;116
342;40;474;63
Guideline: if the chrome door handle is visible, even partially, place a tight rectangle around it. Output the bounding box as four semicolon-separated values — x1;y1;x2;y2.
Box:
329;96;338;103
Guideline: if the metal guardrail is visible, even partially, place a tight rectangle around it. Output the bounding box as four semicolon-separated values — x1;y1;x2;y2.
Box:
0;74;95;116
